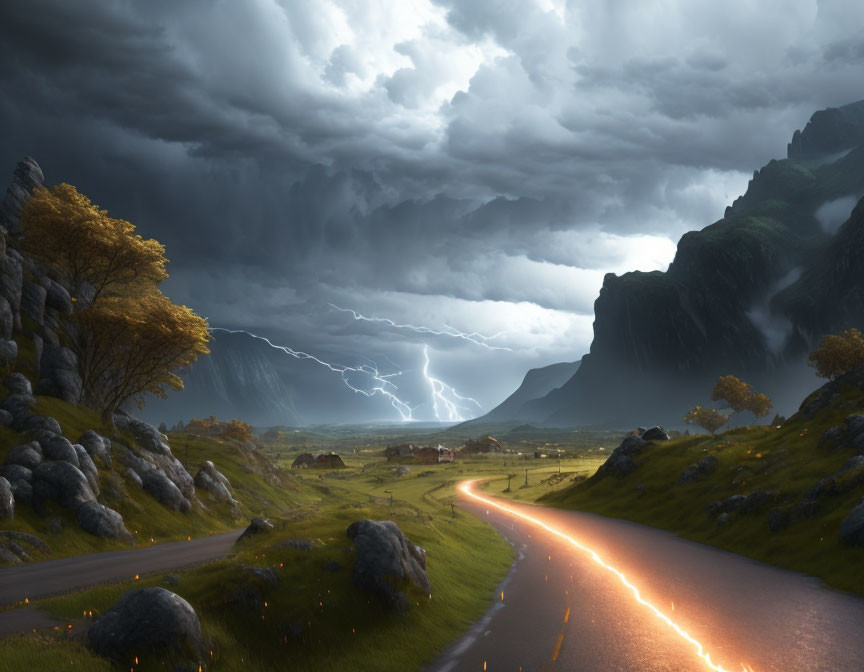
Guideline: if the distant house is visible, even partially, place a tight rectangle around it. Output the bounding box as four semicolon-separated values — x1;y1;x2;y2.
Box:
460;436;503;454
291;453;316;469
416;445;456;464
315;452;346;468
385;443;417;461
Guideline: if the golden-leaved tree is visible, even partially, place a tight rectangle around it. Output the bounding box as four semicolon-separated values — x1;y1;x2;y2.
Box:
809;328;864;379
711;375;773;419
20;183;210;430
19;184;168;302
682;406;729;434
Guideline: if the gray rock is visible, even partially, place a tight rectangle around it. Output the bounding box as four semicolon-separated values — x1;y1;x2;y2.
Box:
767;508;791;533
37;432;79;467
126;467;143;488
45;281;73;315
0;477;13;518
1;393;36;430
840;498;864;547
73;444;99;494
0;409;11;427
32;461;96;509
87;588;205;663
346;519;430;611
0;157;44;235
4;372;32;395
0;464;33;504
114;414;194;499
641;426;670;441
678;456;719;484
4;441;42;469
0;296;12;340
0;253;22;319
193;461;236;505
20;280;46;326
395;465;410;477
707;490;775;516
0;339;17;366
78;430;112;466
717;512;729;526
596;434;647;477
77;502;131;540
36;344;82;404
114;414;171;455
23;415;63;435
141;470;190;512
238;517;274;543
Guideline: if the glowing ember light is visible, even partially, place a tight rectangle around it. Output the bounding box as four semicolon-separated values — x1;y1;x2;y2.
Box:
458;480;755;672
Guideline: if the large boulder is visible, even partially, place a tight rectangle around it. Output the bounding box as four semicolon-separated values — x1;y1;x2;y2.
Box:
4;372;32;396
77;502;132;541
73;444;99;494
36;344;82;404
87;588;205;664
20;280;46;326
141;470;190;512
641;426;670;441
237;517;274;542
0;157;44;235
0;392;36;430
78;430;112;466
3;441;42;469
114;415;195;499
31;461;96;510
840;498;864;547
678;456;719;484
0;339;17;367
22;415;62;435
36;432;80;468
0;477;13;518
0;251;22;319
194;461;237;506
0;464;32;505
45;280;73;315
596;434;647;477
346;519;430;611
114;414;171;455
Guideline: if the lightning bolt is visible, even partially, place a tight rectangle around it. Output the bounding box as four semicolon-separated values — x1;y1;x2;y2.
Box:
209;328;414;421
329;304;512;351
422;344;481;422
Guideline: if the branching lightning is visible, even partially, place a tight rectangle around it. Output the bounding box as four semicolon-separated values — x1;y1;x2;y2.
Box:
329;304;512;351
422;345;481;422
209;328;414;421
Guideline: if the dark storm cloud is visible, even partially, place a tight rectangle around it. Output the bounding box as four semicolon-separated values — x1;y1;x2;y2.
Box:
0;0;862;418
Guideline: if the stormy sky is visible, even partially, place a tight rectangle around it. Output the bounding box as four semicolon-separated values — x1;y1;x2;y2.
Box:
1;0;863;423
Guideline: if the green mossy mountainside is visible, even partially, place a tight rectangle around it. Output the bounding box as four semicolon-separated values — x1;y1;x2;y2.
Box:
527;100;864;427
543;369;864;596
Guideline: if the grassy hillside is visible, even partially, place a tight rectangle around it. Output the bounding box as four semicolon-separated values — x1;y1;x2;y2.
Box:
0;396;309;563
543;380;864;596
0;454;547;671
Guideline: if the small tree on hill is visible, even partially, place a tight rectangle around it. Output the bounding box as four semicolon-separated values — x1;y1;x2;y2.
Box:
808;328;864;379
711;375;772;420
683;406;729;434
20;184;167;302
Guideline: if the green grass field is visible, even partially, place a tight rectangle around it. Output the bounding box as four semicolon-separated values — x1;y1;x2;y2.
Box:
544;396;864;597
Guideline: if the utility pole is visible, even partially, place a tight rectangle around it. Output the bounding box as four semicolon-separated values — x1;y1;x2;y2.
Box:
525;468;529;486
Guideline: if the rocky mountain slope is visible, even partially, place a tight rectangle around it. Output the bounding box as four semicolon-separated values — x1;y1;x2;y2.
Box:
529;100;864;427
460;360;580;428
0;158;298;563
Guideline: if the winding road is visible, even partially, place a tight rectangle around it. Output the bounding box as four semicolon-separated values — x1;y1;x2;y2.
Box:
0;529;242;636
426;481;864;672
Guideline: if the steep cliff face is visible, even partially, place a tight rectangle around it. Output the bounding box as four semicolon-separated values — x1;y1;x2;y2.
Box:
536;101;864;427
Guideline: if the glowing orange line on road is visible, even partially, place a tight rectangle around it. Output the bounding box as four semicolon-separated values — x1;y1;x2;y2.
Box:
458;480;754;672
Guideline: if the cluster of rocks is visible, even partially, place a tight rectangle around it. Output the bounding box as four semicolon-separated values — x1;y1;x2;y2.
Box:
0;374;132;541
678;455;719;484
818;414;864;452
194;460;240;515
346;519;430;612
707;490;776;522
0;530;50;564
596;426;670;478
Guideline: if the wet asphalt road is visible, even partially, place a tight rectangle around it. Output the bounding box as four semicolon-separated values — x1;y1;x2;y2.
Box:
426;483;864;672
0;529;242;636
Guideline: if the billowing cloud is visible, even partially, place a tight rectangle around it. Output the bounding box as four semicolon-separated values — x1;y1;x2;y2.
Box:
0;0;861;421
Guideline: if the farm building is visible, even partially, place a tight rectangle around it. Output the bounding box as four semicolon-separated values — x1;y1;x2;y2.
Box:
460;436;503;454
416;445;456;464
385;443;417;461
291;453;316;468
